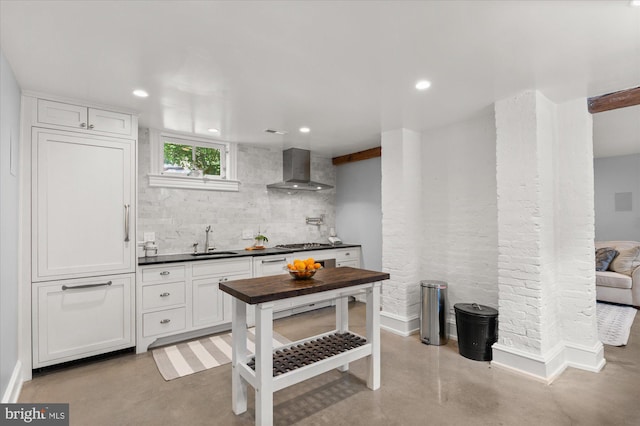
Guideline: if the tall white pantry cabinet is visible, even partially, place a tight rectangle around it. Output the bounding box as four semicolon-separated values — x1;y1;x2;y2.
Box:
25;94;138;368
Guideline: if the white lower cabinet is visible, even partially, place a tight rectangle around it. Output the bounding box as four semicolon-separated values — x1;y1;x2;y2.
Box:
135;249;362;352
33;274;135;368
192;277;225;326
136;257;251;353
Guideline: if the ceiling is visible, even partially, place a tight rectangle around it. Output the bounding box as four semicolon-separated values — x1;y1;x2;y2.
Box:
1;1;639;157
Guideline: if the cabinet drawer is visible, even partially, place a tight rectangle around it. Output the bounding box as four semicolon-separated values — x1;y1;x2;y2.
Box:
192;258;252;277
141;265;186;283
337;260;359;268
335;248;359;262
34;274;134;367
143;307;186;337
142;281;185;310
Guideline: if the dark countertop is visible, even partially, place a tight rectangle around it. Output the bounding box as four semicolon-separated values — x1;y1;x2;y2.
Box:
138;243;362;266
219;266;389;304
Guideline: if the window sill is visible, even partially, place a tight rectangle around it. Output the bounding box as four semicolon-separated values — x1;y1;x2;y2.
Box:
148;174;240;192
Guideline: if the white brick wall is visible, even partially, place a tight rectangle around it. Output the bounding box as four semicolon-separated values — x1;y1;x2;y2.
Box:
421;108;499;318
495;90;560;355
555;99;598;345
381;129;422;318
137;129;336;254
495;91;598;359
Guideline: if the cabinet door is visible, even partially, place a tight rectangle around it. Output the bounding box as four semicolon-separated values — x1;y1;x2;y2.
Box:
88;108;132;136
37;99;88;130
32;129;135;281
34;274;134;367
192;277;225;327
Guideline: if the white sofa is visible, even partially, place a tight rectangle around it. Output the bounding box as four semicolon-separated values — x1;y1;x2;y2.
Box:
595;241;640;307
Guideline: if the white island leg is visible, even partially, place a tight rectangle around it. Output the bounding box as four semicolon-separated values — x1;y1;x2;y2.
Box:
366;282;381;390
231;299;247;414
336;295;349;372
255;302;274;426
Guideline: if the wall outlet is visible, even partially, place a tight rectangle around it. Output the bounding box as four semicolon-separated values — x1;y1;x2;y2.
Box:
143;232;156;242
242;229;254;240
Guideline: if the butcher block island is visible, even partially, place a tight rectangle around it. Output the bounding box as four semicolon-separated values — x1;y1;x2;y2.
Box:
220;267;390;426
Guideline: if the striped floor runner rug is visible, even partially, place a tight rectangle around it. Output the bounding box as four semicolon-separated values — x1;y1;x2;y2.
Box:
597;302;637;346
152;328;291;381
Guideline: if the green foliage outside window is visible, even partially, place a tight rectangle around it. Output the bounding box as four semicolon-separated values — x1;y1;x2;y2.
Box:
164;142;221;176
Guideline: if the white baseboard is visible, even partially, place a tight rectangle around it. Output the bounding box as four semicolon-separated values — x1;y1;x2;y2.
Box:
491;339;606;384
1;360;23;403
380;311;419;337
564;341;606;372
491;342;567;384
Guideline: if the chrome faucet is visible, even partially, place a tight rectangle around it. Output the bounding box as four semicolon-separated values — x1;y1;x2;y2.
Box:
204;225;214;252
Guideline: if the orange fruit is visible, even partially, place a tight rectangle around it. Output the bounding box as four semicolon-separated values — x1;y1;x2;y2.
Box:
314;263;321;269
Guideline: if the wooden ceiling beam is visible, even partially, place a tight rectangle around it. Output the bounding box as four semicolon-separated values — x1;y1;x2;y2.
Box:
332;147;381;166
588;86;640;113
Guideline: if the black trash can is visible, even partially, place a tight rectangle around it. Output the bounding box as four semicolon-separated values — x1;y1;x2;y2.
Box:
454;303;498;361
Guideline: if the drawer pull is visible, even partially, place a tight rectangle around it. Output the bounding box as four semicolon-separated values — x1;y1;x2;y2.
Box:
160;271;170;276
262;258;287;264
160;319;171;324
345;252;350;256
160;292;170;297
219;277;228;283
62;281;112;291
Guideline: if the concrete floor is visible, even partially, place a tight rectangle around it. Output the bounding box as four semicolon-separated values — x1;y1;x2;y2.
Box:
20;302;640;425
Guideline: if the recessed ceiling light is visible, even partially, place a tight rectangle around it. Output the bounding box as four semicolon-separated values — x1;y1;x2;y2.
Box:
415;80;431;91
207;128;219;133
630;0;640;7
299;127;310;133
264;128;288;135
132;89;149;98
293;184;299;188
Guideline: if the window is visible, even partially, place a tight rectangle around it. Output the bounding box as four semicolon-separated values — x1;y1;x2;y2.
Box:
163;137;225;178
148;129;239;191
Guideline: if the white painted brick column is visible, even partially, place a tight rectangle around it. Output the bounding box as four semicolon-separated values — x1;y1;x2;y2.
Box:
493;91;604;382
555;99;604;371
380;129;422;335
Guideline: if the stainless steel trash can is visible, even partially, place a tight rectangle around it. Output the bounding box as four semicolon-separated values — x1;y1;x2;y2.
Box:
420;280;448;345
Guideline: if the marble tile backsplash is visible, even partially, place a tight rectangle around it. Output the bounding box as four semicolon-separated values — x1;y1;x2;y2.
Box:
136;129;336;256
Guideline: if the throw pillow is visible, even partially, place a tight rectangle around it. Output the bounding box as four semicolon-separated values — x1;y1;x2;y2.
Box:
595;247;618;272
609;246;640;276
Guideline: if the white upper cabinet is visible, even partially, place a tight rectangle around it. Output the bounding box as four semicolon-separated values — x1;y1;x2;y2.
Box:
37;99;133;137
32;128;135;281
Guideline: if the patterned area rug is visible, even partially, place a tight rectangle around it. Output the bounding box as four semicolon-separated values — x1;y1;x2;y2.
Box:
152;328;291;381
597;302;637;346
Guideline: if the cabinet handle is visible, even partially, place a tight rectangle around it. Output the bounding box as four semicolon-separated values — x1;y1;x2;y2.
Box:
160;319;171;324
160;292;170;297
345;252;350;256
160;271;170;276
219;277;228;282
88;124;95;129
262;258;287;264
124;204;130;242
62;281;112;291
80;122;87;128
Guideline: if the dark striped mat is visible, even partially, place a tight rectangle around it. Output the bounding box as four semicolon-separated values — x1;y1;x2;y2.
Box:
152;328;291;380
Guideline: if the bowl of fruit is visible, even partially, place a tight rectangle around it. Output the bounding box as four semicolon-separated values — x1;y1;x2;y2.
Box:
286;258;322;280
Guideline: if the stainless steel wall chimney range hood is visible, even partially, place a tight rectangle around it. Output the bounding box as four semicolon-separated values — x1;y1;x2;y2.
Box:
267;148;333;191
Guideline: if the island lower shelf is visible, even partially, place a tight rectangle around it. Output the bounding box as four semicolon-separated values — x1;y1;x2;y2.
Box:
237;330;371;392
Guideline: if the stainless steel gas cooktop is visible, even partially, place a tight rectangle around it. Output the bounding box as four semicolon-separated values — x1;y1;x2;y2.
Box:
274;243;334;250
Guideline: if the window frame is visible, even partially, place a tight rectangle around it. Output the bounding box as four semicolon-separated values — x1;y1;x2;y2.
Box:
148;129;239;192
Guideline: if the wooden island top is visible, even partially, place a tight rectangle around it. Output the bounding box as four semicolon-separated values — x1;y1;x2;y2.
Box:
219;266;389;305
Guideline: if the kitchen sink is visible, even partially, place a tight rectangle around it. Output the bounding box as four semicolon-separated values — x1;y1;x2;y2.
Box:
191;251;238;256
